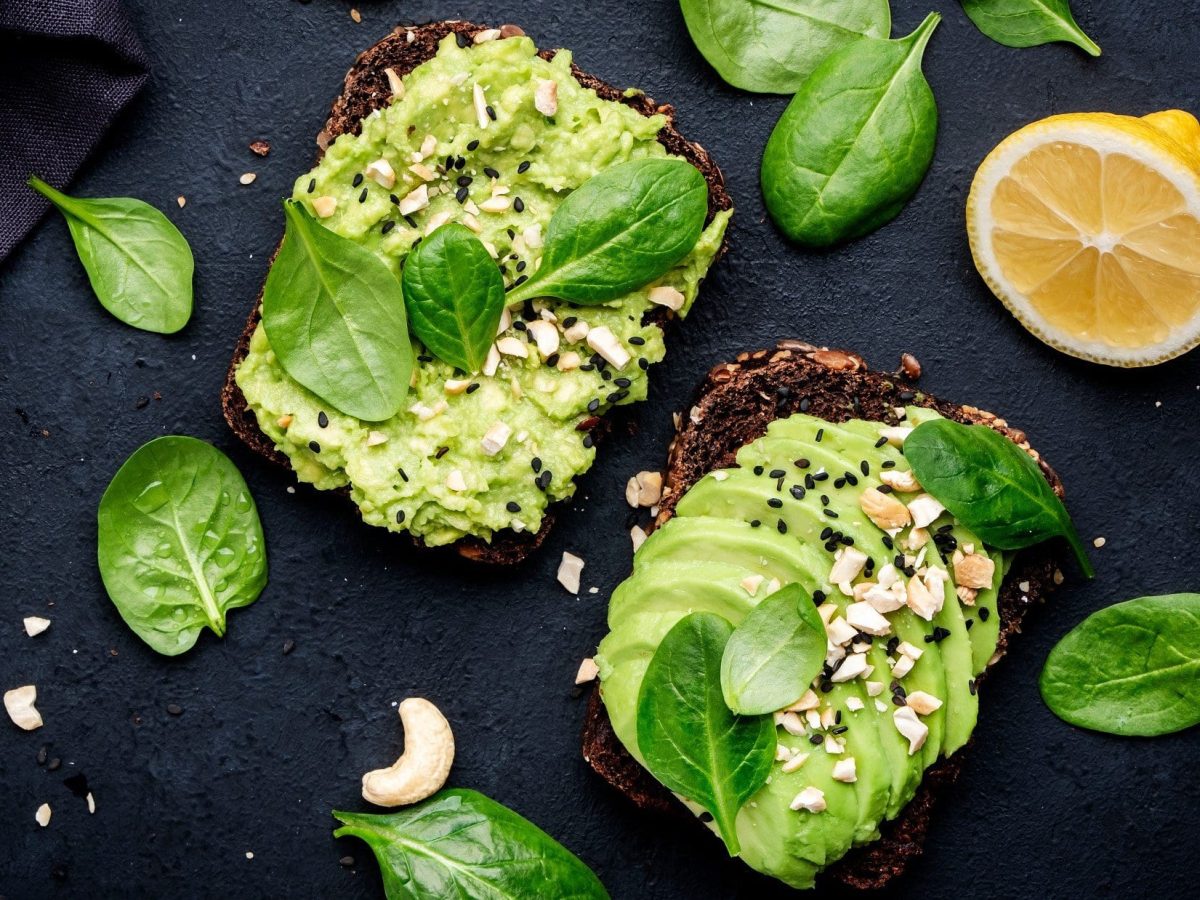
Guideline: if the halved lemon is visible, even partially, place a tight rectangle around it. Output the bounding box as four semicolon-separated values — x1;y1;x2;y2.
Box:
967;110;1200;366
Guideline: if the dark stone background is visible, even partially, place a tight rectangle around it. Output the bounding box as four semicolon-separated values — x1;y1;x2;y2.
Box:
1;1;1197;897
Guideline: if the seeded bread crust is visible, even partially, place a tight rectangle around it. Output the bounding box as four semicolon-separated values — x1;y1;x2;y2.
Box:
221;20;732;565
581;340;1064;890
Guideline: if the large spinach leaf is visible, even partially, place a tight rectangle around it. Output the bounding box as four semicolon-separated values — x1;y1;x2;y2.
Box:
1040;594;1200;736
961;1;1100;56
402;223;505;373
261;200;413;422
637;612;775;855
333;789;609;899
96;436;267;656
679;0;891;94
507;158;708;305
760;12;941;247
904;418;1093;576
28;176;193;334
721;583;826;715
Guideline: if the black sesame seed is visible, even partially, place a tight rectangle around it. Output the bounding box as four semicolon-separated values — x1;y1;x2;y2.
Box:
877;484;893;494
749;519;761;528
395;509;406;524
820;527;833;540
390;193;400;205
582;434;594;448
823;509;839;518
899;390;915;401
455;186;469;203
537;470;552;490
799;398;811;412
979;607;991;622
352;173;364;188
892;694;907;707
317;411;329;428
882;535;894;549
777;519;787;534
518;160;531;173
513;274;528;287
809;733;824;745
969;678;978;695
769;468;786;479
815;428;824;442
516;260;527;272
965;618;975;630
531;457;542;473
615;377;632;388
834;477;846;489
629;335;646;346
308;440;321;453
455;31;469;47
791;485;806;500
358;187;368;203
435;446;449;459
167;703;183;716
467;139;480;151
307;178;316;193
753;465;764;476
513;320;527;331
812;590;826;603
398;467;409;482
795;457;810;469
514;197;525;213
483;166;499;179
455;156;466;170
820;495;830;506
466;382;480;393
403;214;418;228
804;474;815;490
845;472;858;486
635;357;647;372
875;436;889;448
831;725;848;735
418;353;434;363
587;399;600;413
768;498;783;509
506;501;521;513
446;155;455;169
456;174;472;187
381;220;395;234
813;471;829;482
882;459;897;469
486;105;497;121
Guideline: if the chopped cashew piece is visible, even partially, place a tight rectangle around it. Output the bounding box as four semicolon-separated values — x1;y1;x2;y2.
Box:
481;422;512;457
86;792;96;814
648;285;685;311
845;696;865;712
891;655;916;678
424;210;452;234
526;320;559;358
4;685;42;730
482;343;501;377
630;525;647;552
312;196;338;218
586;327;630;369
906;573;943;621
35;803;51;827
880;469;921;492
781;751;809;773
832;758;858;783
955;553;996;590
907;494;947;529
557;552;585;594
625;471;663;508
473;28;501;43
562;319;589;343
790;786;827;813
575;658;600;684
906;691;944;715
364;158;396;189
880;426;912;446
496;336;528;358
534;79;558;116
894;706;929;755
831;652;871;683
557;351;582;371
829;547;868;585
23;617;51;637
366;431;388;447
860;488;911;530
865;680;885;697
479;195;512;213
398;184;429;216
473;83;491;129
740;574;765;597
783;690;821;713
444;378;471;395
362;698;454;806
445;470;467;492
845;601;891;636
384;67;404;97
825;616;858;646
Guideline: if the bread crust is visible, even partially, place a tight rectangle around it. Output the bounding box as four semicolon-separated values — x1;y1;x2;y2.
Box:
581;340;1063;889
221;20;732;565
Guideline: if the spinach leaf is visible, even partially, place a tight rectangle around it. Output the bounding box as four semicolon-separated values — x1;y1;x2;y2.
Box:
96;436;267;656
333;789;609;899
506;158;708;305
261;200;413;422
904;417;1093;577
27;175;193;334
1040;594;1200;736
961;1;1100;56
760;12;941;247
402;223;505;373
637;612;775;855
679;0;891;94
721;583;826;715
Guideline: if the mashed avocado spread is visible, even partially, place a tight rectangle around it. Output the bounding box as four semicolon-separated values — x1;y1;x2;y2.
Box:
595;409;1010;889
236;34;731;546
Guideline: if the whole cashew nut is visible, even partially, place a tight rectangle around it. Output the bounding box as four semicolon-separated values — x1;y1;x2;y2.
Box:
361;698;454;807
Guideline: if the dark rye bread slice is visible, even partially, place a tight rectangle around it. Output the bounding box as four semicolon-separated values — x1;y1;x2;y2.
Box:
581;340;1064;890
221;20;732;565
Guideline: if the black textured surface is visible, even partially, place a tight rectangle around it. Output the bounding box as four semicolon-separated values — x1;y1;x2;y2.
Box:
1;1;1197;898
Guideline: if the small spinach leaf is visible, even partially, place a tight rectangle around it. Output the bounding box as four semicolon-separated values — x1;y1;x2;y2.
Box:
333;789;610;899
679;0;891;94
507;158;708;305
402;223;505;373
261;200;413;422
27;175;193;334
961;1;1101;56
97;436;267;656
904;417;1093;576
1040;594;1200;736
637;612;775;855
760;12;941;247
721;583;826;715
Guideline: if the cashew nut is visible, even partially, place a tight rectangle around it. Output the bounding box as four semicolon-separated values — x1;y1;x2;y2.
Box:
361;698;454;807
4;685;43;731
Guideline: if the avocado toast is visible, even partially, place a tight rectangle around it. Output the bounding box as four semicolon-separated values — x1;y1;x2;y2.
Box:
583;341;1064;889
222;21;732;563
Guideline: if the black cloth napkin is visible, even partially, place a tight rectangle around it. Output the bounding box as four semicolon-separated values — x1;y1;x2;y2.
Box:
0;0;149;261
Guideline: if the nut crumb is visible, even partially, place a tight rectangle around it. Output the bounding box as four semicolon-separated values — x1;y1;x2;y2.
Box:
176;196;186;208
1093;536;1106;548
349;8;361;23
238;172;257;185
249;140;270;157
575;658;599;684
35;803;51;827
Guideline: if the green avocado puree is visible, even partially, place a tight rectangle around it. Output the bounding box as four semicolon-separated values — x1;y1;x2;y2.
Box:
236;34;730;546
